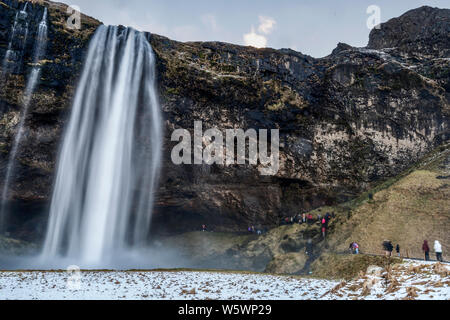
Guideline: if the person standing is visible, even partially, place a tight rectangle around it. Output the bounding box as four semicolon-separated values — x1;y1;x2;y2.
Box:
353;242;359;254
383;240;393;257
349;242;355;254
422;240;430;261
396;244;400;257
434;240;443;262
321;217;328;238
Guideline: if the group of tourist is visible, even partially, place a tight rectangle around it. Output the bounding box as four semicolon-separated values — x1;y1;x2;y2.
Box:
281;214;305;225
202;222;445;263
382;240;444;262
281;213;315;225
247;225;268;235
422;240;444;262
280;212;335;238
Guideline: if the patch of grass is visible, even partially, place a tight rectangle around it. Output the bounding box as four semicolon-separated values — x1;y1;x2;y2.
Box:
0;1;11;9
165;87;180;96
340;143;450;211
160;231;254;260
267;101;285;111
322;143;449;260
311;253;401;280
0;236;35;256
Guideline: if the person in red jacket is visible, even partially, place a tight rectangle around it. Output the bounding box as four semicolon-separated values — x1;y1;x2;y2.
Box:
422;240;430;261
321;217;328;238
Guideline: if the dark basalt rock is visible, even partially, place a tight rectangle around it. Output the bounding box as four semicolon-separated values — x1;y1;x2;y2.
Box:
368;6;450;58
331;42;353;56
0;2;448;240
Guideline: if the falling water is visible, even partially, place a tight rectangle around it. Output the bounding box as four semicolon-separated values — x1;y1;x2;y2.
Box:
41;26;163;267
0;6;48;233
1;2;30;76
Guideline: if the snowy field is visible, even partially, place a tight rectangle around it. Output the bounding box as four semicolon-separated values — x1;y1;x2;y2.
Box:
0;261;448;300
0;270;337;300
324;261;450;300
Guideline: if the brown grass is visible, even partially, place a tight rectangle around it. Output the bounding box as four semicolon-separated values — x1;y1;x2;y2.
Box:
311;253;401;280
324;144;450;260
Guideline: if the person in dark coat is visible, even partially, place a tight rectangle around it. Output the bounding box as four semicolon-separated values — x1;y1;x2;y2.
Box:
422;240;430;261
383;240;393;257
349;242;355;254
396;244;400;257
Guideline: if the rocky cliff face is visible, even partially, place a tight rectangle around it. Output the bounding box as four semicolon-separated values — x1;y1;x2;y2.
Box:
150;6;449;234
0;2;448;240
0;0;98;238
368;6;450;58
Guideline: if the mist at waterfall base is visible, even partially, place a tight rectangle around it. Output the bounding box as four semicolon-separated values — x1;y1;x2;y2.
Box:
0;244;197;271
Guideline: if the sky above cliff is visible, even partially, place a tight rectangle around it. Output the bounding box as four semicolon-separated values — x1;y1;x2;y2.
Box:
60;0;449;57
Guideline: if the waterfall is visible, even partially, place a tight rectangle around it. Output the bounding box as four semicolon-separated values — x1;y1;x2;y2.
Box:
0;6;48;234
41;25;163;267
1;2;29;76
23;7;48;106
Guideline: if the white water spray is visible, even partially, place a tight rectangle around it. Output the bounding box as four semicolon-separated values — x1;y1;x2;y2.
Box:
0;6;48;233
41;26;163;267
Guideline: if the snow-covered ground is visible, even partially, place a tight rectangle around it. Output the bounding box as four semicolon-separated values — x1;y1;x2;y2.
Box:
0;270;337;300
323;261;450;300
0;261;448;300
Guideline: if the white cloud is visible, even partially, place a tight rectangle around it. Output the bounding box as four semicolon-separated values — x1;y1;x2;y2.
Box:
243;16;276;48
243;27;267;48
258;16;276;35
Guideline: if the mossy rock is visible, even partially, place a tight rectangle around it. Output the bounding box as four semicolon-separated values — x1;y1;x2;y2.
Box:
0;236;35;256
265;252;308;274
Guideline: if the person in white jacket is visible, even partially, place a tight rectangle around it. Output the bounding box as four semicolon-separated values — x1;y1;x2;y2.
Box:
434;240;443;262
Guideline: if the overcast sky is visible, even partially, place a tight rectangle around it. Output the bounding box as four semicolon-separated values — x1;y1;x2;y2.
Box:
60;0;449;58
